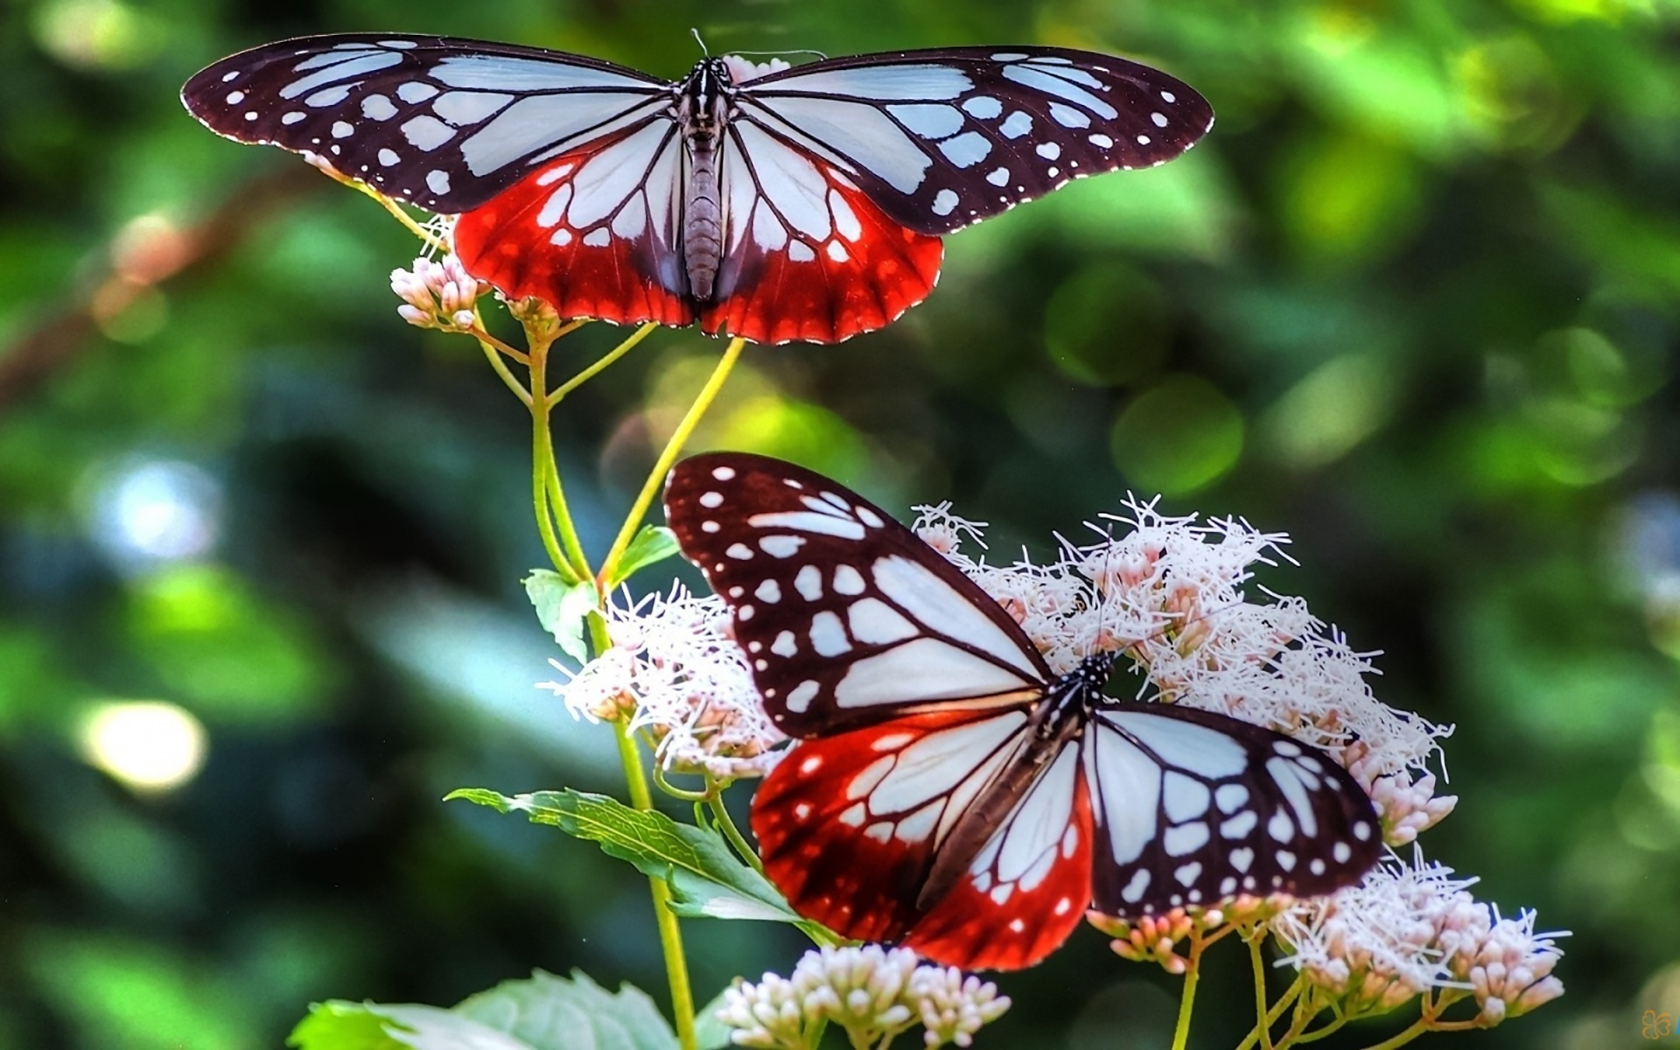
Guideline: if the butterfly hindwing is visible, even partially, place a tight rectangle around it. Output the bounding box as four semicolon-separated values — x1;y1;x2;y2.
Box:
734;47;1213;236
1084;703;1383;915
751;708;1035;946
181;34;668;214
663;453;1049;736
902;742;1094;970
701;137;944;344
452;126;695;329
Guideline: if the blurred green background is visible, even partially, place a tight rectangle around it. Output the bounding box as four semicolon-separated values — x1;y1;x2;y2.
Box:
1;0;1677;1047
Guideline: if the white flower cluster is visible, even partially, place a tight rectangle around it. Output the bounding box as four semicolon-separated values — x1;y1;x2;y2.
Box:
543;586;783;779
912;495;1453;843
389;253;489;331
1271;852;1566;1021
716;945;1009;1050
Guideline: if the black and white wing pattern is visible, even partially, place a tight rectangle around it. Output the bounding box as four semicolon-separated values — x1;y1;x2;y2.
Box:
181;34;671;213
663;451;1049;736
732;47;1213;235
1084;704;1382;915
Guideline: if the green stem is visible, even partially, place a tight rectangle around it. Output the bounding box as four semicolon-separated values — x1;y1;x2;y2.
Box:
526;339;580;580
708;792;764;874
1169;926;1206;1050
1249;932;1275;1050
550;322;660;407
1356;1018;1431;1050
615;719;697;1050
1236;978;1305;1050
598;336;746;589
526;336;591;580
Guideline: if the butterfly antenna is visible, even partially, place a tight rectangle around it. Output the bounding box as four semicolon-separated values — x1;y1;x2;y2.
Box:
730;47;831;61
690;28;709;56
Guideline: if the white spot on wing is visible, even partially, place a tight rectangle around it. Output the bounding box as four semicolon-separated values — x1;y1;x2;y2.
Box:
809;611;851;656
786;680;820;713
998;111;1033;139
931;189;959;216
760;534;805;558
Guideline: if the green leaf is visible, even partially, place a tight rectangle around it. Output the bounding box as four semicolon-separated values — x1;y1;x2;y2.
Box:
457;970;677;1050
446;788;817;932
523;569;598;664
607;525;682;588
289;1000;526;1050
289;971;678;1050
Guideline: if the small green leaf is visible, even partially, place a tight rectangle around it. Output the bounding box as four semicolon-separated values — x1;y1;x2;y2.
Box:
524;570;598;664
607;525;682;587
289;971;679;1050
447;788;816;931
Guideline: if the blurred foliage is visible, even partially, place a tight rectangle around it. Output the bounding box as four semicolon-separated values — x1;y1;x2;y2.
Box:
1;0;1678;1047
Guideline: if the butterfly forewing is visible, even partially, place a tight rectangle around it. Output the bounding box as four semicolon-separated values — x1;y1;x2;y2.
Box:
735;47;1212;236
181;34;668;214
664;453;1050;736
1084;704;1383;916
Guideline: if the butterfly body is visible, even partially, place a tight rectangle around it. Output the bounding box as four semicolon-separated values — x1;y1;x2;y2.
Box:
665;453;1382;970
183;35;1212;343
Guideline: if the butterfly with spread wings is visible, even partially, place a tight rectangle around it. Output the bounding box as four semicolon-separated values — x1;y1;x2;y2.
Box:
664;453;1382;971
181;35;1212;345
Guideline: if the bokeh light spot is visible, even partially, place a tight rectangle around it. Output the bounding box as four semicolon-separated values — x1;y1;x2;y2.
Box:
32;0;161;71
77;700;208;793
1111;375;1244;495
84;459;221;571
1262;353;1396;468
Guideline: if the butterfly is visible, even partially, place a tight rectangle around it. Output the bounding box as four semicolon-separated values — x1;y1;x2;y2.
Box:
181;35;1212;345
663;452;1383;971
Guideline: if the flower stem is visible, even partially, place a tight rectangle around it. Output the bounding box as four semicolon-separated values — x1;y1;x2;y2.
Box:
1169;925;1207;1050
526;335;592;580
615;717;697;1050
1248;931;1275;1050
1235;977;1304;1050
708;792;764;875
1356;1018;1431;1050
598;336;746;588
550;322;660;407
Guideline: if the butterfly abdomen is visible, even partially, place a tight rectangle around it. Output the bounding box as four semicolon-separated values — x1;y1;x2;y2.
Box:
679;60;733;301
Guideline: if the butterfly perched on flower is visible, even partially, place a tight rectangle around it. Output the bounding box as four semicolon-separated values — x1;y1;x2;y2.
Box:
664;453;1382;971
181;35;1212;344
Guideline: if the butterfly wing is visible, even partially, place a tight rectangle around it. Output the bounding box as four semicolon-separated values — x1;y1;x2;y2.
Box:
663;452;1051;737
181;34;669;213
1084;703;1382;915
733;47;1213;236
751;706;1092;971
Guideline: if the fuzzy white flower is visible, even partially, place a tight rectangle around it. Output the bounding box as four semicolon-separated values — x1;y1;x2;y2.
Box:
914;494;1454;840
717;946;1008;1050
542;585;784;779
390;253;489;331
1269;850;1566;1022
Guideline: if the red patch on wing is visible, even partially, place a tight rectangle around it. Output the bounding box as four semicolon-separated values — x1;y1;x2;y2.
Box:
702;175;943;345
452;143;694;330
905;770;1093;971
752;714;962;945
753;709;1093;970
